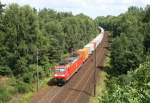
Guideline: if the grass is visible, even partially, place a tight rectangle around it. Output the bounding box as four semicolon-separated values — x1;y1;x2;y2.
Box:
89;71;107;103
89;53;110;103
17;77;50;103
8;77;51;103
15;92;33;103
0;77;14;103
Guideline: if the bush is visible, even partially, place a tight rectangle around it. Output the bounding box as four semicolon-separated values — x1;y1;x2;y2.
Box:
15;81;32;94
0;86;12;103
99;62;150;103
22;72;33;84
0;66;12;76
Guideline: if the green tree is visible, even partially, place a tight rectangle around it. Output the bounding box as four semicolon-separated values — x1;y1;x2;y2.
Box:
100;61;150;103
1;4;40;76
143;5;150;52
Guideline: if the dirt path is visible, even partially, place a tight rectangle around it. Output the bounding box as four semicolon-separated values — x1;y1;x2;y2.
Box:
28;32;109;103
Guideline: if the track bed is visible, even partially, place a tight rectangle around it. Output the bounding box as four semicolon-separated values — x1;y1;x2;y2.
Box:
29;32;109;103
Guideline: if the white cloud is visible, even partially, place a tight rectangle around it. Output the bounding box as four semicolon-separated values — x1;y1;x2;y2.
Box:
1;0;150;18
141;0;150;5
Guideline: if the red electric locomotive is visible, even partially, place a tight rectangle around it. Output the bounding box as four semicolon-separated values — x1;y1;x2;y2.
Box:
52;27;104;85
53;48;88;85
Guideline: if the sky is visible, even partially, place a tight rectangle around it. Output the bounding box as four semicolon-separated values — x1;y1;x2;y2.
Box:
1;0;150;18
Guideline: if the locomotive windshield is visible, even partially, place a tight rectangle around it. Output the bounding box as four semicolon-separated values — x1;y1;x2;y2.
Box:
55;68;65;72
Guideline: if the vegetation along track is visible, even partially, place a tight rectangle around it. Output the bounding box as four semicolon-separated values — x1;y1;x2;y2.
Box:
29;32;109;103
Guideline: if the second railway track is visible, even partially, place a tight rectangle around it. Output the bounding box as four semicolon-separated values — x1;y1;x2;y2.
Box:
29;31;109;103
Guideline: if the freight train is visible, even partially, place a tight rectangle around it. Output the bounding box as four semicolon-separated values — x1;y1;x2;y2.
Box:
53;27;104;85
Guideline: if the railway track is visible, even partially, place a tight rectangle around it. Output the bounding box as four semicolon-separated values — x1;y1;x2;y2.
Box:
29;32;109;103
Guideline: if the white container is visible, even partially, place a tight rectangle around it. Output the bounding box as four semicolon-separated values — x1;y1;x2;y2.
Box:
84;43;94;54
96;33;104;46
92;34;101;47
98;26;104;33
84;27;104;55
99;33;104;43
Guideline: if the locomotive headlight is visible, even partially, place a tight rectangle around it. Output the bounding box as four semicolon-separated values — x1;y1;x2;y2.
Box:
61;74;65;77
54;74;65;77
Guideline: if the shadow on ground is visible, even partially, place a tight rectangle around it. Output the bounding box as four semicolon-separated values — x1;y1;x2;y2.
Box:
47;78;56;86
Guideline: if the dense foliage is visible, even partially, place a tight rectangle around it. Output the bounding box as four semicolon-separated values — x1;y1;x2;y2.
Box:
96;6;145;74
0;2;98;102
0;3;97;77
96;5;150;103
100;61;150;103
1;1;150;103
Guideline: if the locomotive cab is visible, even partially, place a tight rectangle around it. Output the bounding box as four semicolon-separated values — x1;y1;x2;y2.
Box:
54;66;66;85
53;53;81;85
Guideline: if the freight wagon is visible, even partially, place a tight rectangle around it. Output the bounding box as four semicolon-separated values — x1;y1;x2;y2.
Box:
53;27;104;85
